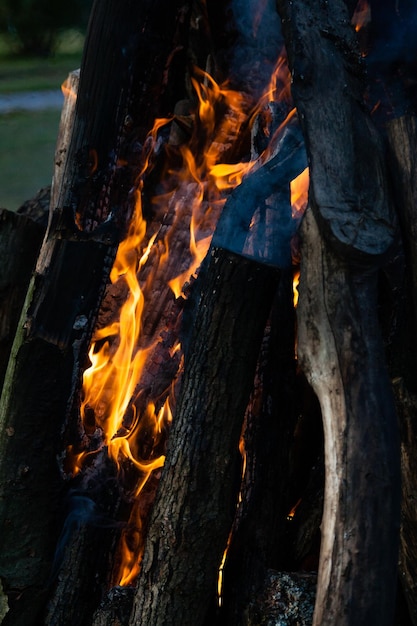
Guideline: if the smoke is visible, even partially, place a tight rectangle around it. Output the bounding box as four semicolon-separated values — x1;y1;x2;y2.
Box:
49;485;123;584
366;0;417;117
368;0;417;65
229;0;283;98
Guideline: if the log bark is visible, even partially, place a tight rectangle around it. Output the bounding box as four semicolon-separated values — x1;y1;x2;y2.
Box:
130;247;280;626
0;1;191;624
219;269;297;625
297;208;400;626
0;210;44;389
385;115;417;624
274;1;401;623
276;0;396;263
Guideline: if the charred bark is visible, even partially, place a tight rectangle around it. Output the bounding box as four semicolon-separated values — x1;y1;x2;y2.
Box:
218;270;296;626
0;210;44;389
0;1;191;624
385;115;417;625
276;0;396;263
130;247;280;626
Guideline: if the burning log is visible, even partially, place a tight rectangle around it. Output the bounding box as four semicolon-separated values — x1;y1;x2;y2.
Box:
131;247;281;626
275;0;401;624
0;0;191;623
219;269;298;624
2;1;416;624
130;65;308;623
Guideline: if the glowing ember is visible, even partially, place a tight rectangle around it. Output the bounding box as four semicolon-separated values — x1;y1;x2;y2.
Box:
351;0;371;32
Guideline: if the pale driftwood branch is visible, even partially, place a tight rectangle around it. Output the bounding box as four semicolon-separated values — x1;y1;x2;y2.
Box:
297;208;400;626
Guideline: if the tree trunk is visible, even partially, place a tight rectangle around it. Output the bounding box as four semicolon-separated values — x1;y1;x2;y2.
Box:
130;247;280;626
0;1;191;624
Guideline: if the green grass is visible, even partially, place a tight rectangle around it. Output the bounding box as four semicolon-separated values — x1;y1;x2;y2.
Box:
0;30;84;210
0;30;83;93
0;108;61;210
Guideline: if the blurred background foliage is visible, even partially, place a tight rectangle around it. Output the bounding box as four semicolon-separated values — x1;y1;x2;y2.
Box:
0;0;92;57
0;1;93;210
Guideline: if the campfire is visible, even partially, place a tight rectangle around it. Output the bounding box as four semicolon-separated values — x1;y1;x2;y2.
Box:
0;1;416;625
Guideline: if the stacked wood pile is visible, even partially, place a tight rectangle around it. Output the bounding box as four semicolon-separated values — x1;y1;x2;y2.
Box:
0;1;416;625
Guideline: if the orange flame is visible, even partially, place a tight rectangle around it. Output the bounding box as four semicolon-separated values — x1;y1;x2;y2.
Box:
290;167;309;219
74;52;307;587
351;0;371;32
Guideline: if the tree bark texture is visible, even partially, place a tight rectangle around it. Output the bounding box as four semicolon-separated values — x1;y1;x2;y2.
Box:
130;247;280;626
0;1;191;624
276;0;396;263
297;208;400;626
385;115;417;386
219;268;297;625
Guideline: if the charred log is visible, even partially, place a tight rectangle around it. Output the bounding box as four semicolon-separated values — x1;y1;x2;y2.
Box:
0;1;191;623
130;247;280;626
0;210;44;389
385;115;417;625
245;570;316;626
218;268;296;625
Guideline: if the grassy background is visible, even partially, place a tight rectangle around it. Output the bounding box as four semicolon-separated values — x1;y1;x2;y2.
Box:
0;31;83;210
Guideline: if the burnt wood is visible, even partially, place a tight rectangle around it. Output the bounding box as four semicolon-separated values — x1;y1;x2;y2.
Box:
385;115;417;625
131;247;280;626
219;269;297;625
276;0;396;264
0;1;191;623
0;210;44;389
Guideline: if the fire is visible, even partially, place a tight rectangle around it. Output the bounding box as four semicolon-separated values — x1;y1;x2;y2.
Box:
293;270;300;309
72;53;309;587
290;167;309;220
61;75;78;101
261;52;292;109
351;0;370;32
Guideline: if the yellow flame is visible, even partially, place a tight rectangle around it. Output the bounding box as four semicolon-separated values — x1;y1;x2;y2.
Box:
293;270;300;309
75;53;305;587
351;0;371;32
